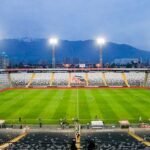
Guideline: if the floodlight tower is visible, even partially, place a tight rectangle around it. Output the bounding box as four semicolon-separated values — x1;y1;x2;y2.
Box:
96;38;106;68
49;38;58;68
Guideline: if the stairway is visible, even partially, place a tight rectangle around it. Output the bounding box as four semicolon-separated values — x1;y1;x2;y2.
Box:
8;73;12;88
122;73;130;87
102;72;107;86
26;73;36;88
68;72;71;87
144;72;149;86
0;132;28;149
50;72;55;86
85;72;89;86
128;131;150;147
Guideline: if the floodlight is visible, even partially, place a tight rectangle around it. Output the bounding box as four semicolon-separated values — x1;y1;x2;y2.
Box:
96;37;106;68
49;38;58;45
48;38;58;68
96;38;106;45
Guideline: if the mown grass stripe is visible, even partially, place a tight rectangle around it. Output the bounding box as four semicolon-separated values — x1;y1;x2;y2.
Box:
108;89;135;119
79;89;91;121
22;90;57;119
66;90;76;121
0;90;39;118
0;90;25;108
19;90;49;119
91;89;119;123
84;89;101;120
52;90;69;120
0;88;150;124
8;90;45;119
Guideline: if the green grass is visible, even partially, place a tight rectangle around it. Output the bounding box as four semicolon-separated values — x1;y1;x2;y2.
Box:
0;88;150;124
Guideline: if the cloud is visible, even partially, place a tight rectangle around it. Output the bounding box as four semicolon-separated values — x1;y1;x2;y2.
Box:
0;0;150;50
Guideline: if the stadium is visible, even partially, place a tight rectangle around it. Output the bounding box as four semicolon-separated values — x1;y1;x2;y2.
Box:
1;0;150;149
1;67;150;149
0;68;150;124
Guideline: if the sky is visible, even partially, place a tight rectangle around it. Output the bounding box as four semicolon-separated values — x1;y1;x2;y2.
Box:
0;0;150;50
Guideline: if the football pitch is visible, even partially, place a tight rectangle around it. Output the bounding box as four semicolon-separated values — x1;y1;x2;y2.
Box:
0;88;150;124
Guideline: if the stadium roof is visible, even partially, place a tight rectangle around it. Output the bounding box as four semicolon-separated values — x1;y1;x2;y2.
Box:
0;68;150;72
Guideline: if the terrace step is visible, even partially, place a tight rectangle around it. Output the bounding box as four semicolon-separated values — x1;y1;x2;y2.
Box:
0;132;28;149
128;131;150;147
8;73;13;88
144;72;149;86
102;72;107;86
85;72;89;86
122;73;130;87
50;72;55;86
68;72;71;87
26;73;36;87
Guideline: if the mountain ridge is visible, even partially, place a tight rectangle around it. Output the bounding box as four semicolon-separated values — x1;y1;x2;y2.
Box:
0;39;150;64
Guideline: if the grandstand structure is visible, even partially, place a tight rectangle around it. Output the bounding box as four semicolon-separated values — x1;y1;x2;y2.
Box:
0;128;150;149
0;68;150;89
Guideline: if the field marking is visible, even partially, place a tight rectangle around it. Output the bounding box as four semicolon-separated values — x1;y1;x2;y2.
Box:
4;117;147;121
1;86;150;93
1;88;150;124
76;87;79;119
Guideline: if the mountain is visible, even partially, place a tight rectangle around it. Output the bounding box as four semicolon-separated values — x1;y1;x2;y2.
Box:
0;38;150;64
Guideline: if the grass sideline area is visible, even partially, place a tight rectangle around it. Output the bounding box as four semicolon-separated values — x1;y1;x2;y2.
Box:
0;88;150;124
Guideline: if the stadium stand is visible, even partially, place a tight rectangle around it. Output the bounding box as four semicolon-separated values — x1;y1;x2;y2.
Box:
1;69;150;149
1;129;149;150
136;131;150;142
0;73;10;89
0;130;20;145
31;73;50;87
10;73;32;87
88;72;104;86
147;73;150;86
81;131;147;150
105;72;125;86
53;72;69;86
7;131;74;150
125;72;145;86
0;69;150;88
70;72;86;86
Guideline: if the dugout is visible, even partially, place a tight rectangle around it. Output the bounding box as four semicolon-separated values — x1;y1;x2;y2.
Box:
119;120;130;128
91;120;104;128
